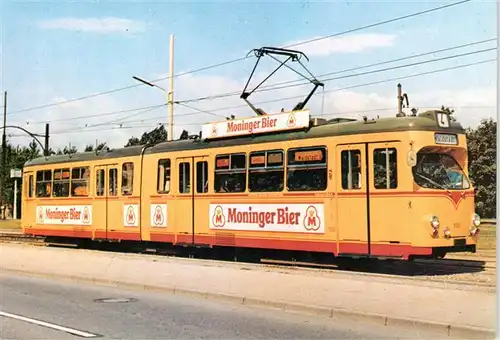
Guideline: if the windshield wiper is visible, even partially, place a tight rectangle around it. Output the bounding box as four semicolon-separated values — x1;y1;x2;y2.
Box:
415;173;451;194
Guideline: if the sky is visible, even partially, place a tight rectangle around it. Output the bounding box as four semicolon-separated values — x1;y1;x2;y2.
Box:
0;0;497;151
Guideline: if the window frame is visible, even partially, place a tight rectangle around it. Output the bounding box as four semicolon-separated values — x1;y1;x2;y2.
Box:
157;159;171;194
121;162;134;196
341;149;362;190
109;168;118;196
286;146;328;192
35;169;52;198
214;153;247;193
373;147;398;190
96;169;105;197
71;167;90;197
179;162;191;194
248;149;285;192
52;168;71;198
196;161;209;194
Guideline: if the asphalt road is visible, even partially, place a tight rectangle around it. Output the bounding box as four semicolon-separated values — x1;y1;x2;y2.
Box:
0;273;454;339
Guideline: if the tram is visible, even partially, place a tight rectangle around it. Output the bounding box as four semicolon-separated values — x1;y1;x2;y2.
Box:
20;47;481;261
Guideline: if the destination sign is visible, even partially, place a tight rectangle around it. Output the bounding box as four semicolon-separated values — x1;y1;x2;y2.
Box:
202;110;310;139
434;133;458;145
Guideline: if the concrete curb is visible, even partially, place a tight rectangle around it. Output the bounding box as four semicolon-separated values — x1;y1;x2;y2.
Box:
1;268;494;339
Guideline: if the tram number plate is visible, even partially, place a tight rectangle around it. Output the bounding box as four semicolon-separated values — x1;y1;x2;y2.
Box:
434;133;458;145
454;238;466;246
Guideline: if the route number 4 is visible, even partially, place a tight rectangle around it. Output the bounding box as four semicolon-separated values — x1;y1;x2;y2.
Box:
436;112;450;128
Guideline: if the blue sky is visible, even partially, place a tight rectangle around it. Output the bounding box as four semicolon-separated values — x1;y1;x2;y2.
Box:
0;0;497;149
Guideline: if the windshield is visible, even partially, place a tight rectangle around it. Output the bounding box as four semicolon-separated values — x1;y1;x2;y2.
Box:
412;152;470;190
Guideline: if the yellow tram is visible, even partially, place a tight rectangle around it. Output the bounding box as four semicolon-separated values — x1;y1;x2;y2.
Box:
21;107;481;260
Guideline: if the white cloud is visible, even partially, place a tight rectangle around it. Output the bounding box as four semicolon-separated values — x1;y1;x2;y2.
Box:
37;17;147;34
284;33;397;57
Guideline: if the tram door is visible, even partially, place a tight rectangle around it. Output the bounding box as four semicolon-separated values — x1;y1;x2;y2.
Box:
367;142;404;255
336;144;370;255
174;156;209;245
94;164;119;239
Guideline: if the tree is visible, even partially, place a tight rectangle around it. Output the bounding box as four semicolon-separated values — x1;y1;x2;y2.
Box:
84;142;109;152
125;125;190;147
466;118;496;218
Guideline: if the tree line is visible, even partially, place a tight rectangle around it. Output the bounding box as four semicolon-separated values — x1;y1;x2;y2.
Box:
0;119;496;218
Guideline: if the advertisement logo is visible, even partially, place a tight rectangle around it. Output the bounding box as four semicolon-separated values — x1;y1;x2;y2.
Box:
126;205;136;225
212;205;226;227
303;205;321;231
153;205;164;225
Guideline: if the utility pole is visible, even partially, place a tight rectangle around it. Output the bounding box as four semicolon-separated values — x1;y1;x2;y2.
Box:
0;91;7;219
168;34;175;141
44;123;49;156
397;83;402;116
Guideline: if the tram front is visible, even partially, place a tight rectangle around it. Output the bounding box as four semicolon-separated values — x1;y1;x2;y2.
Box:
409;110;479;259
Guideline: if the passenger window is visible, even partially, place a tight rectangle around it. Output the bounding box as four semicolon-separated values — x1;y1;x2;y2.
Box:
157;159;171;193
28;175;33;198
35;170;52;198
179;162;191;194
249;150;284;192
52;168;70;197
287;147;327;191
71;167;90;197
109;168;118;196
96;169;105;196
373;148;398;189
196;161;208;193
121;162;134;196
341;150;362;190
214;153;246;193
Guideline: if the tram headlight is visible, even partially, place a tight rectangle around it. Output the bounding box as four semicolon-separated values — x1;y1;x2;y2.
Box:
430;216;439;238
430;216;440;229
443;226;451;239
472;213;481;227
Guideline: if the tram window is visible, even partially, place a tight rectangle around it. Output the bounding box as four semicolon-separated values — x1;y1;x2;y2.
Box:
214;153;246;193
373;148;398;189
196;161;208;193
52;168;70;197
71;167;90;197
35;170;52;197
28;175;33;198
96;169;105;196
341;150;362;190
109;168;118;196
287;147;327;191
179;162;191;194
249;150;284;192
121;162;134;196
157;159;171;194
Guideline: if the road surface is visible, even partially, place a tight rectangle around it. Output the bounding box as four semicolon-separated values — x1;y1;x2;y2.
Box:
0;273;457;339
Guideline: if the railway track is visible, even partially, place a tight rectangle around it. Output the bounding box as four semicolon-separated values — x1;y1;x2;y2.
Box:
0;232;495;288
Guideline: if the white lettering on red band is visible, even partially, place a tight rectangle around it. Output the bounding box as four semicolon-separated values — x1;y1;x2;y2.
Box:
202;110;310;139
209;204;324;233
36;205;92;225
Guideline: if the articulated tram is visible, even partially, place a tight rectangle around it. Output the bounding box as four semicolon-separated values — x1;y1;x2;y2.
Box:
21;108;481;260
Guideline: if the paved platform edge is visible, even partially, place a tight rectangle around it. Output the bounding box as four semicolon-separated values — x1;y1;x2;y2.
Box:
0;267;494;339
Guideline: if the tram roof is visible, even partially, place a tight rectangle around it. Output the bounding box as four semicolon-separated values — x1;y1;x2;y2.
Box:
24;110;465;167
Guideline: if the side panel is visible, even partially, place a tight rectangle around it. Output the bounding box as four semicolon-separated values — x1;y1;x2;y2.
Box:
147;157;174;243
367;142;410;256
21;171;34;230
93;166;108;238
193;156;210;244
174;157;194;244
336;143;369;255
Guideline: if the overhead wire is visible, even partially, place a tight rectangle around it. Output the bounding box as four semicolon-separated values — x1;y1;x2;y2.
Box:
6;0;472;116
42;58;496;136
23;38;497;126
